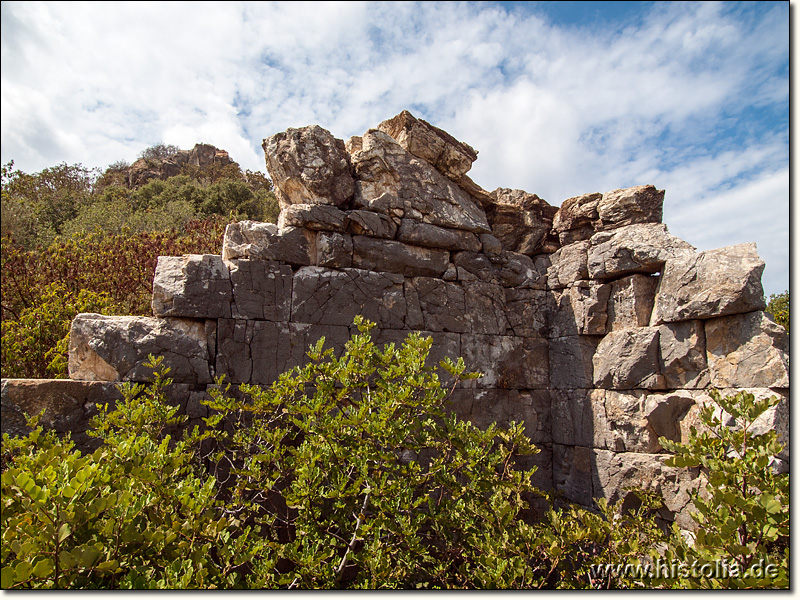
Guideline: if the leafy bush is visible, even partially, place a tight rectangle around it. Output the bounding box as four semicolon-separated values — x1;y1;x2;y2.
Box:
657;390;789;588
1;357;256;589
765;291;788;333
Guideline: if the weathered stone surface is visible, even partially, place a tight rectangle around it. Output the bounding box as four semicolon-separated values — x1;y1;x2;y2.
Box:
643;390;697;447
705;311;789;389
596;185;664;230
397;219;481;252
548;281;611;337
651;243;766;324
352;235;449;278
658;321;709;389
404;277;468;333
553;444;595;506
291;266;406;329
69;314;212;384
458;389;552;445
462;281;510;336
376;110;477;181
346;209;398;239
315;231;353;268
460;334;549;390
227;259;293;321
606;274;658;331
222;221;316;265
497;251;546;289
594;390;660;453
486;188;559;255
370;329;461;373
548;336;600;389
350;129;491;233
504;288;548;338
551;389;593;447
263;125;354;209
587;223;695;280
453;251;500;284
278;203;348;232
152;254;232;319
552;192;602;246
547;241;590;289
593;328;666;390
216;320;350;385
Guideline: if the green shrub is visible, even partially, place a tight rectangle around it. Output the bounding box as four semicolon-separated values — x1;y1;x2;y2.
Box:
1;357;256;589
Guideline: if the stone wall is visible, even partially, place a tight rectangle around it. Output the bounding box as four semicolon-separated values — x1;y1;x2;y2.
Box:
1;111;789;528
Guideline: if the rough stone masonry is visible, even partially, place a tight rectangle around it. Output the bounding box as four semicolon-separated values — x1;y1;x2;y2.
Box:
1;111;789;529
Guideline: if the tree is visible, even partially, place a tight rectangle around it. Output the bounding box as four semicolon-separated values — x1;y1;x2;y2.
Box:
138;143;180;162
765;291;788;333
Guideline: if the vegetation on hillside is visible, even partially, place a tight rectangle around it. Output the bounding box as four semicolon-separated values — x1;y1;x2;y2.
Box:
1;324;789;589
766;291;789;333
1;146;279;379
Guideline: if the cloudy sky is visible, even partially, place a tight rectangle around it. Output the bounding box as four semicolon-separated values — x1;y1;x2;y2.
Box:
1;1;790;296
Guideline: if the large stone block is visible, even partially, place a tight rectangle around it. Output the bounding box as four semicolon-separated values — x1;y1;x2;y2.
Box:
460;334;549;390
504;288;549;338
651;243;766;324
370;328;461;374
552;192;602;246
315;231;353;268
227;259;293;321
291;266;406;329
548;281;611;337
594;390;662;453
606;274;657;331
462;281;511;336
350;129;491;233
593;328;666;390
547;241;590;289
548;336;600;389
587;223;695;280
263;125;354;209
345;209;398;239
486;188;559;255
222;221;316;265
596;185;664;231
658;321;709;389
352;235;449;278
404;277;469;333
466;389;552;445
705;311;789;389
68;314;212;384
453;251;501;285
551;389;593;447
152;254;232;319
396;218;481;252
552;444;595;506
278;203;348;232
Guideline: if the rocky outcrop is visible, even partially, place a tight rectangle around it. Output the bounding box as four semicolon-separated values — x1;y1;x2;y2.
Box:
127;143;235;188
2;111;788;532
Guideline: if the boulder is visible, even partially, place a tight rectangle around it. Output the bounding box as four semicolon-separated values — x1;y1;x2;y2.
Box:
221;221;316;265
453;251;501;285
547;241;590;289
705;311;789;389
346;209;398;239
350;129;491;233
396;219;481;252
651;243;766;324
587;223;695;280
352;235;449;278
278;203;348;232
68;314;212;384
376;110;477;181
263;125;354;209
486;188;559;255
593;328;666;390
497;251;548;289
152;254;232;319
552;192;602;245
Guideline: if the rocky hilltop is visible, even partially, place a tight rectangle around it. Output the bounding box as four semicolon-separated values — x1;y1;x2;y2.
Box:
1;111;789;528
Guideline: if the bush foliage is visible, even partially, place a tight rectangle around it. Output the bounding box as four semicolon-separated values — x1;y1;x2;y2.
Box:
1;324;789;589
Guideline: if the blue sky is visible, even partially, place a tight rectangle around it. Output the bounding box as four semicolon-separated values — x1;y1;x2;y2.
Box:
0;1;790;296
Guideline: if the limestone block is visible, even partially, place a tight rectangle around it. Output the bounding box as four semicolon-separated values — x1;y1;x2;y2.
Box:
152;254;232;319
594;390;662;453
462;281;511;336
587;223;695;280
404;277;469;333
68;314;212;384
548;336;600;389
596;185;664;231
370;328;461;374
227;259;293;321
376;110;477;181
552;192;602;245
606;274;658;331
504;288;548;338
315;231;353;268
642;390;697;448
222;221;316;265
479;233;503;255
350;129;491;233
705;311;789;389
397;218;481;252
497;251;547;289
216;319;350;385
345;209;398;239
453;251;500;284
291;266;406;329
278;203;348;232
547;241;590;289
593;328;666;390
486;188;558;255
460;334;549;390
658;321;709;389
552;444;595;506
548;281;611;337
263;125;354;209
651;243;766;324
352;235;449;278
464;389;552;445
551;389;593;447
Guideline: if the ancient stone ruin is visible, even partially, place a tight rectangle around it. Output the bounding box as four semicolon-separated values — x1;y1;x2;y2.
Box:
1;111;789;528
